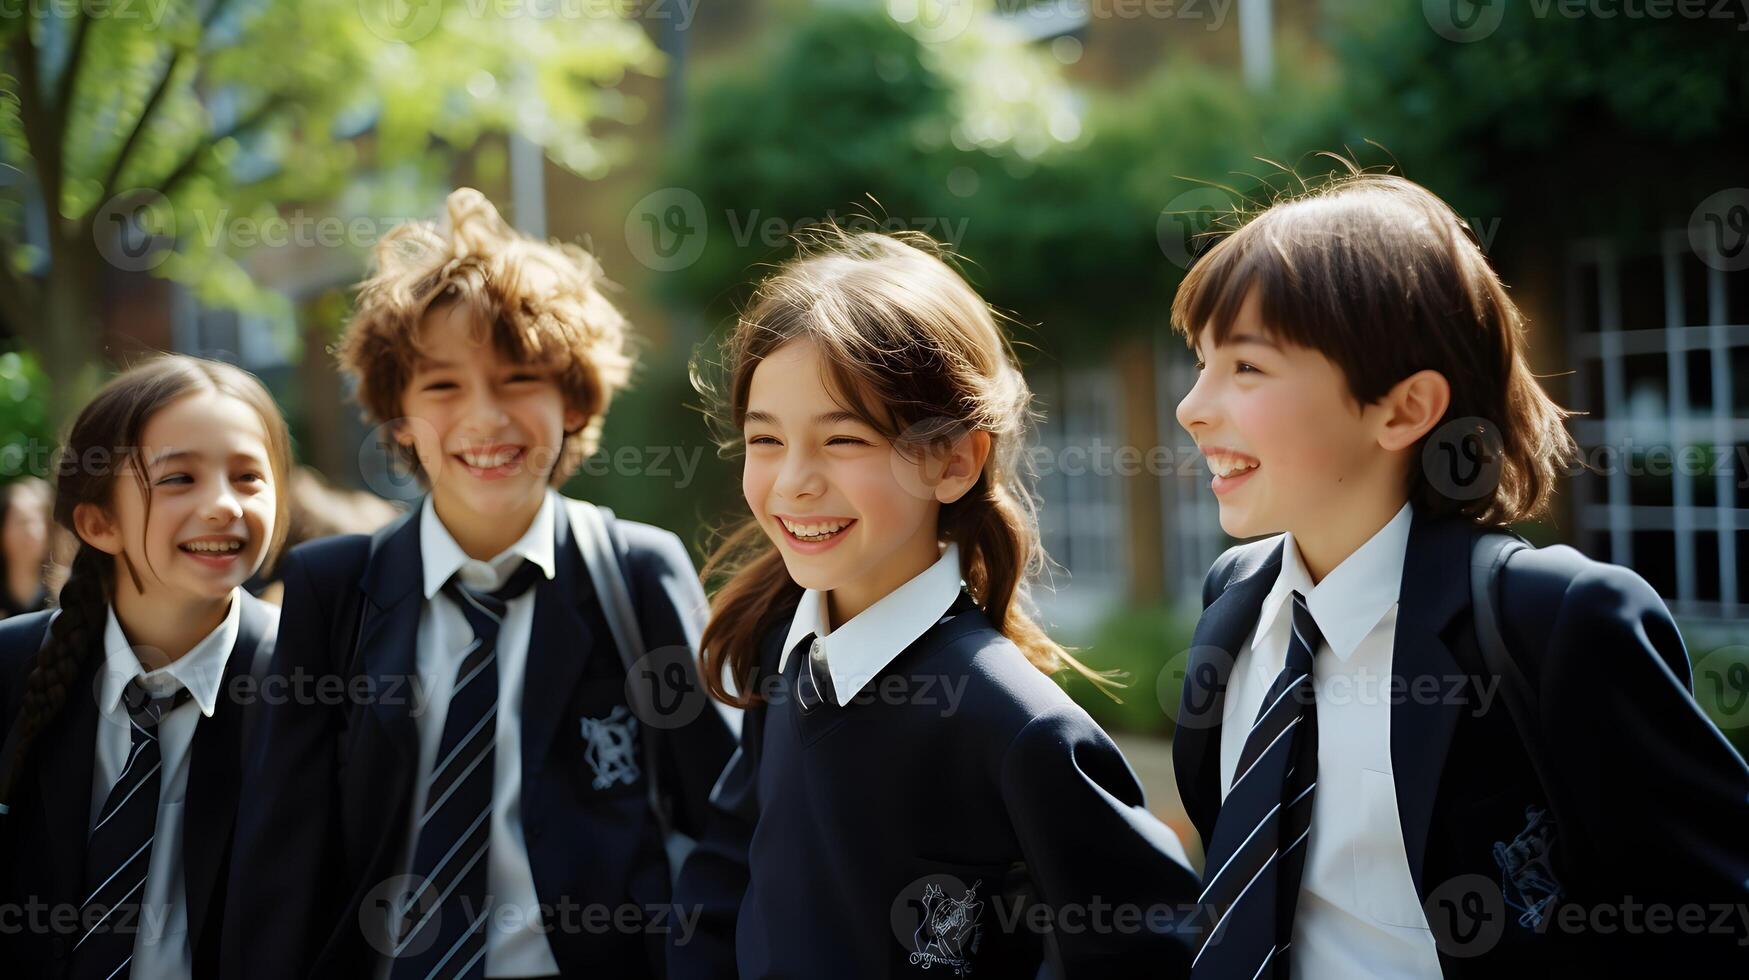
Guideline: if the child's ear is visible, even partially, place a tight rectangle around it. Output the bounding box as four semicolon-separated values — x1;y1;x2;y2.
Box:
1375;369;1452;452
934;430;993;505
562;406;587;436
72;502;124;557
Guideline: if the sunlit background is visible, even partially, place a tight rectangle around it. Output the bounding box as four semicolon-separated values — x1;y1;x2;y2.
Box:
4;0;1748;843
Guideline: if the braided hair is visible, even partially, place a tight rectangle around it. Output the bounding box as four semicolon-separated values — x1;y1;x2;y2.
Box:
0;356;292;806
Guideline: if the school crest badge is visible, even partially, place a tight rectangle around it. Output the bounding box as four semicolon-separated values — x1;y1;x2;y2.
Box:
1492;804;1562;930
579;705;641;790
909;879;983;974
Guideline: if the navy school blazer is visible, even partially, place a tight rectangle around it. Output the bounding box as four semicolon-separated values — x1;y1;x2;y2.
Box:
670;591;1202;980
1174;508;1749;975
223;503;736;979
0;591;278;980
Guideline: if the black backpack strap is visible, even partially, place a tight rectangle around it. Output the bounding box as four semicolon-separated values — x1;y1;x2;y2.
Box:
564;500;685;874
1470;531;1549;792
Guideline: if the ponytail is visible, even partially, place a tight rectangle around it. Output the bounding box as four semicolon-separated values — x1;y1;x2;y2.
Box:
944;454;1118;696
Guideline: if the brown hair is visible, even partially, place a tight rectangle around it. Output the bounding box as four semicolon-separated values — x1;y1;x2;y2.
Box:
1170;172;1579;525
0;355;294;805
338;188;634;486
693;227;1107;708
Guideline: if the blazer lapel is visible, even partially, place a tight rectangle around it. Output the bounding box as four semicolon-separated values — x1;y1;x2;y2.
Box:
182;591;272;956
1389;510;1479;899
36;647;100;909
520;508;599;782
1172;540;1283;845
358;510;425;772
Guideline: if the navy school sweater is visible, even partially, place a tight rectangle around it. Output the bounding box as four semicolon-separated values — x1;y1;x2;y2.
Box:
670;589;1200;979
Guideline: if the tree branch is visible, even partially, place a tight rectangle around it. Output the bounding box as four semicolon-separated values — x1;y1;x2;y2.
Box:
7;23;62;226
152;94;290;205
95;0;245;215
52;10;92;144
96;50;185;205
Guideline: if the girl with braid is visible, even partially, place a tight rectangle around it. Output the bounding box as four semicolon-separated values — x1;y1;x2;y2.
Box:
670;229;1200;979
0;355;291;980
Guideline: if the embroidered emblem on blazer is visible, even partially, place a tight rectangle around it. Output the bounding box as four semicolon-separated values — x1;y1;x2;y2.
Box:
910;879;983;974
579;704;641;790
1492;805;1563;929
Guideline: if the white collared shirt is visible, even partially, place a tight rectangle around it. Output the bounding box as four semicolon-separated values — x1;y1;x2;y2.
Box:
1217;501;1441;978
780;541;964;706
91;590;257;979
379;492;560;978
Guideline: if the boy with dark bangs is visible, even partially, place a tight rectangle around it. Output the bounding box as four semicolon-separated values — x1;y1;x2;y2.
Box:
1173;173;1749;978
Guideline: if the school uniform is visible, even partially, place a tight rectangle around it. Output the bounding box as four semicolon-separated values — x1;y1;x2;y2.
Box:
225;491;735;979
0;589;279;980
671;541;1201;980
1175;502;1749;977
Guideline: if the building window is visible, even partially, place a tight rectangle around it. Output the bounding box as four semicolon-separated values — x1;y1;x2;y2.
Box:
1030;363;1126;629
1567;232;1749;621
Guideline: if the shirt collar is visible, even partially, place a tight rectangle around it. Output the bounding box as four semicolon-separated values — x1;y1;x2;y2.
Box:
780;540;965;706
99;591;243;719
420;490;558;599
1251;501;1413;662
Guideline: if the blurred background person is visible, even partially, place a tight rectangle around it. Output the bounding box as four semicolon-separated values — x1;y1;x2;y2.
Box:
0;476;51;618
246;465;403;605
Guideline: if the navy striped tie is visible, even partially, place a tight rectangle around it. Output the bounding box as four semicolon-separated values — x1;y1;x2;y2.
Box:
70;679;192;980
791;633;836;713
388;560;541;980
1192;590;1323;980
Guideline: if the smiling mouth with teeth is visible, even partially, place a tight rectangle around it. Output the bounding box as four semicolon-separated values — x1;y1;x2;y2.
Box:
1209;458;1259;478
778;516;855;543
180;539;244;554
458;447;524;470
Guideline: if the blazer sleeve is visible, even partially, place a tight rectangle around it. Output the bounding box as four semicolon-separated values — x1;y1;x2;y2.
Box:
0;614;47;881
666;736;759;980
621;522;738;840
666;619;783;980
222;546;353;980
999;705;1200;979
1531;560;1749;937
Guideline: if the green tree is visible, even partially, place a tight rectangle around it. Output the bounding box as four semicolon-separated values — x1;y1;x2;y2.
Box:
653;4;1084;325
1;0;661;427
0;348;52;481
1324;1;1749;233
654;3;1338;360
